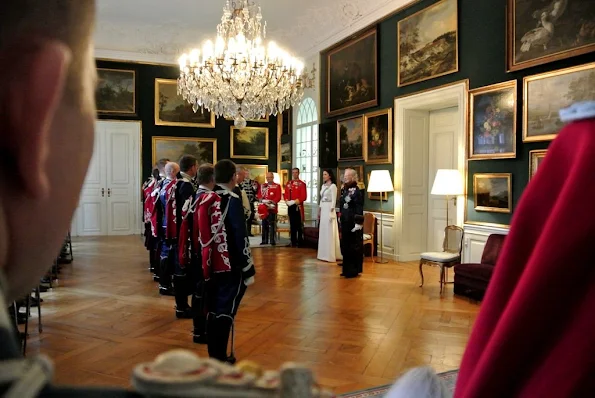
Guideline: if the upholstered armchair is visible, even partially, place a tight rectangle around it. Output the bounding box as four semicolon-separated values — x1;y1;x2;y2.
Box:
453;233;506;301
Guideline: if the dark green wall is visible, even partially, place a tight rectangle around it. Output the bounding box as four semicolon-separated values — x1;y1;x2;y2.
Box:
96;60;278;181
320;0;595;221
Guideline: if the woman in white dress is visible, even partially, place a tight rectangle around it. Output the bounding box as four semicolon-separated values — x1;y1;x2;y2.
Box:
317;169;342;262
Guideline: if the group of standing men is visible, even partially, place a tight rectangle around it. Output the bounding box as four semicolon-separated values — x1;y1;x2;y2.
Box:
142;157;255;363
255;168;308;247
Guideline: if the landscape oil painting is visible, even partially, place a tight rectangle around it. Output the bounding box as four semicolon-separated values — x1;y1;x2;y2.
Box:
469;81;517;160
326;28;377;117
474;173;512;213
398;0;458;87
507;0;595;71
364;109;392;164
280;142;292;166
230;127;269;159
243;165;268;185
152;137;216;165
337;115;364;161
96;68;135;115
155;79;215;127
523;62;595;142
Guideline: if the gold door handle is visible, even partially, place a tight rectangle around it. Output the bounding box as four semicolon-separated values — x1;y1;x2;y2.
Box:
101;188;105;197
107;188;111;197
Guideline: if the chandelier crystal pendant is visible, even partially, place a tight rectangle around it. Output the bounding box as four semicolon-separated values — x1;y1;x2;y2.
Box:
177;0;316;128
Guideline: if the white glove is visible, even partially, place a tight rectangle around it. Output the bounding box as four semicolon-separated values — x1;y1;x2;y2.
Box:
286;200;296;206
351;224;363;232
244;276;255;286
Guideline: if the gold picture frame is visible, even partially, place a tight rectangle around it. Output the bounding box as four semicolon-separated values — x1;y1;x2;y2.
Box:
529;149;547;180
364;108;393;164
96;68;136;115
151;136;217;165
473;173;512;214
397;0;458;87
155;79;215;128
366;172;389;201
241;164;268;185
506;0;595;72
280;169;289;192
468;80;517;160
325;28;378;118
230;126;269;160
337;115;364;161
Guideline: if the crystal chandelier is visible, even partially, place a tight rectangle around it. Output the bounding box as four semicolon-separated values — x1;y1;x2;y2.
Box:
177;0;316;128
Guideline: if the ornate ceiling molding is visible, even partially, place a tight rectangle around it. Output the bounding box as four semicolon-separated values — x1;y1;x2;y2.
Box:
93;0;413;63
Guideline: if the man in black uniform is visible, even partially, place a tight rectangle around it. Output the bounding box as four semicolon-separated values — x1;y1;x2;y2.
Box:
172;155;198;319
207;160;256;363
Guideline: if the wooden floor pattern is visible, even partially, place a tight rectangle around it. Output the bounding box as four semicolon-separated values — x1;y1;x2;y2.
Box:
24;236;480;394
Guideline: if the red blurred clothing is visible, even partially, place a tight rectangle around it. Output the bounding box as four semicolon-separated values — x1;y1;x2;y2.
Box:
455;117;595;397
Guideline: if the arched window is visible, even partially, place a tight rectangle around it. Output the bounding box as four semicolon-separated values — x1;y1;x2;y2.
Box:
295;97;318;203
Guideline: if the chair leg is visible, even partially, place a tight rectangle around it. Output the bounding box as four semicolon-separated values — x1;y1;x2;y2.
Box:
23;295;30;356
439;265;445;294
419;260;425;287
67;230;73;261
35;286;42;333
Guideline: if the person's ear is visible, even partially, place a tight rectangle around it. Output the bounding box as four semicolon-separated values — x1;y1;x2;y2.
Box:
0;40;71;200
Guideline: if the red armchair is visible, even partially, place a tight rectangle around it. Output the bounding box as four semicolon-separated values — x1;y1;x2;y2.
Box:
453;234;506;301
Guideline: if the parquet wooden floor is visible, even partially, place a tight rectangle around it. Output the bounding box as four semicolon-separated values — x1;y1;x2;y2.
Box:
23;236;480;394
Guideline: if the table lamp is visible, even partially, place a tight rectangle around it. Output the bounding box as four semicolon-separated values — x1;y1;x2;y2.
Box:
430;169;463;226
367;170;395;264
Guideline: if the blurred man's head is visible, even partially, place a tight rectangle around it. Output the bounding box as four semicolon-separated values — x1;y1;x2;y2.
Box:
0;1;97;301
214;160;237;188
266;172;274;184
179;155;198;177
157;158;169;176
235;166;245;183
164;162;180;179
292;168;300;180
197;164;215;189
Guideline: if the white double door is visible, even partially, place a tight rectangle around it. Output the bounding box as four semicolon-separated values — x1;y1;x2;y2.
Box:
73;121;141;236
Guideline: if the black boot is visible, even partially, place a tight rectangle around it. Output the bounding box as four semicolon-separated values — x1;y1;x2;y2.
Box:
207;316;233;362
261;223;269;245
192;294;207;344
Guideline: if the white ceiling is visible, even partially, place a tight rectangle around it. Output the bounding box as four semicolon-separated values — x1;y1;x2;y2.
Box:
94;0;414;64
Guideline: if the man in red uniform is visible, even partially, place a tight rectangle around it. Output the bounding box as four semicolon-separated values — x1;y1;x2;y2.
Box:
284;168;307;247
258;172;282;245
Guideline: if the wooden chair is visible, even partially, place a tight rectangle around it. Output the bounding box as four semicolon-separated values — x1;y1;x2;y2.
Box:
419;225;464;293
363;213;376;262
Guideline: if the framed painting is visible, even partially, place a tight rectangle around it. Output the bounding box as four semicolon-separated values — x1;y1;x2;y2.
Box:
473;173;512;213
397;0;458;87
319;121;338;168
337;165;365;190
152;137;217;165
280;169;289;189
280;142;292;167
364;108;393;164
507;0;595;72
326;28;378;117
337;115;364;161
242;164;268;185
230;127;269;160
96;68;135;115
469;80;517;160
155;79;215;128
523;62;595;142
529;149;547;180
366;172;389;201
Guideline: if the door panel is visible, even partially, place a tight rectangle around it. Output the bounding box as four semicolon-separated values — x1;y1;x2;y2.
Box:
427;107;458;251
77;129;107;236
105;122;140;236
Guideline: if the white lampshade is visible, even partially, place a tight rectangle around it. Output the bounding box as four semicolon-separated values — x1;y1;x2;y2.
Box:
431;169;463;196
273;172;280;184
367;170;394;193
